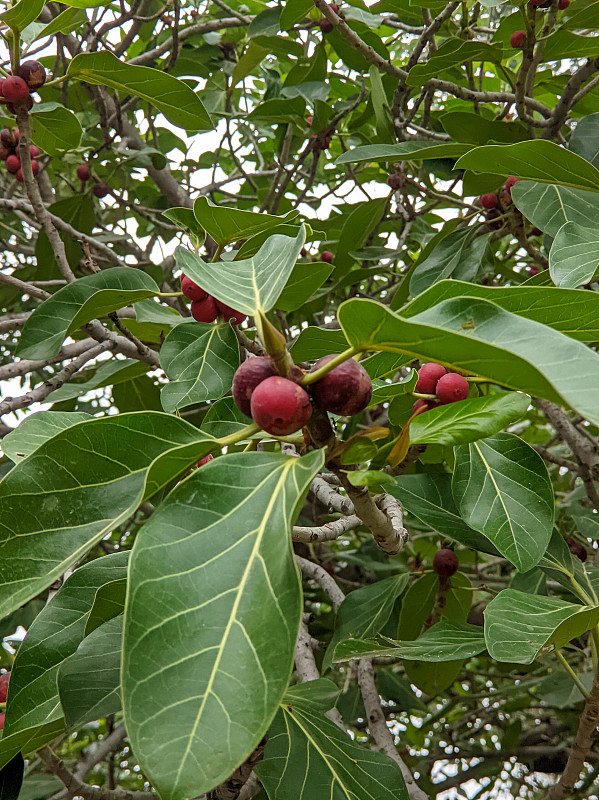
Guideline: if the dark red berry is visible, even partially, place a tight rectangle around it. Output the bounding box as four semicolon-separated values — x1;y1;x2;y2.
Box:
306;115;313;126
415;363;446;394
527;264;540;277
92;182;111;198
233;357;277;417
568;540;588;562
436;372;469;404
433;549;459;577
197;454;213;468
0;712;4;730
16;168;23;182
5;154;19;174
76;163;90;182
30;159;39;176
510;31;526;49
2;76;29;104
319;18;334;33
17;61;46;92
480;192;498;209
0;129;13;148
190;296;218;323
0;671;10;704
250;376;312;436
29;144;39;157
310;355;372;416
558;0;569;8
502;176;522;203
330;2;340;12
321;251;334;263
214;299;247;326
180;275;208;302
387;173;402;191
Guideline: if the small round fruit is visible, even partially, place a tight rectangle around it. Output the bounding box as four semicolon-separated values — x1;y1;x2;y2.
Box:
76;163;90;181
502;176;522;203
510;30;526;49
2;76;29;104
480;192;498;209
29;144;39;157
416;362;446;394
233;356;277;417
320;250;334;263
0;129;13;148
92;182;110;198
30;159;39;176
190;295;218;323
527;264;540;277
306;115;313;126
5;154;19;174
180;275;208;302
310;355;372;416
214;299;247;325
0;671;10;704
558;0;569;8
319;18;334;33
433;549;459;578
197;454;214;468
387;173;402;191
250;376;312;436
0;712;4;730
568;540;588;562
17;61;46;91
16;168;23;182
436;372;469;404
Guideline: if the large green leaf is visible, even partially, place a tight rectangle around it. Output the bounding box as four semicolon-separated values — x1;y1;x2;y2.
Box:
323;573;409;671
335;141;471;165
122;450;324;800
407;39;503;86
48;359;149;403
0;413;216;619
452;433;554;573
0;0;43;31
334;198;388;274
568;112;599;169
30;105;82;156
484;589;599;664
410;229;487;296
255;681;409;800
176;227;305;317
333;622;486;663
290;326;349;361
402;279;599;341
1;411;92;462
67;52;212;131
159;321;239;413
58;615;122;729
192;197;298;247
34;7;86;39
388;474;498;554
549;222;599;288
511;181;599;237
456;141;599;192
0;554;127;768
337;297;599;426
275;261;333;312
85;578;127;635
409;392;530;446
16;268;159;361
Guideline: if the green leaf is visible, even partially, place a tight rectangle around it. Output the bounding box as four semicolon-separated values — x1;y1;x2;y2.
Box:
66;52;213;132
0;413;216;619
389;474;498;554
402;279;599;341
336;141;471;165
201;397;250;438
441;111;527;145
0;554;128;769
333;622;486;663
568;112;599;169
406;40;503;86
410;392;530;446
0;0;43;31
290;326;349;361
370;370;417;406
34;7;86;39
456;141;599;193
549;222;599;288
122;450;324;800
85;578;127;635
192;197;298;248
16;268;159;361
162;207;206;246
159;321;239;413
1;411;92;461
334;198;388;274
48;359;149;403
30;105;83;156
452;433;554;573
410;229;487;296
58;615;122;729
175;227;305;317
275;261;333;312
511;180;599;238
323;574;409;671
484;589;599;664
255;682;409;800
337;296;599;426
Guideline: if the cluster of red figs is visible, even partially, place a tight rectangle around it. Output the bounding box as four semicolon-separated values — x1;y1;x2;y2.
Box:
433;549;459;578
413;363;469;416
319;2;341;33
74;162;110;198
511;0;569;48
232;353;372;437
479;176;522;230
0;127;39;182
0;60;45;115
180;275;247;325
0;671;10;730
566;537;588;563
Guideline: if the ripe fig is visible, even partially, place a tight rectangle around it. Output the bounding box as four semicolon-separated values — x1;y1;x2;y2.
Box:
214;299;247;325
433;548;458;577
180;275;208;302
29;144;39;157
2;76;29;104
502;176;522;204
197;454;214;467
250;376;312;435
558;0;569;8
567;539;587;562
415;363;446;394
510;31;526;49
17;61;46;91
5;154;20;174
0;671;10;703
309;355;372;416
387;173;402;191
0;129;13;148
190;296;218;322
92;182;110;198
319;18;334;33
233;356;276;417
436;372;469;404
480;192;498;209
76;163;90;182
320;250;334;263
